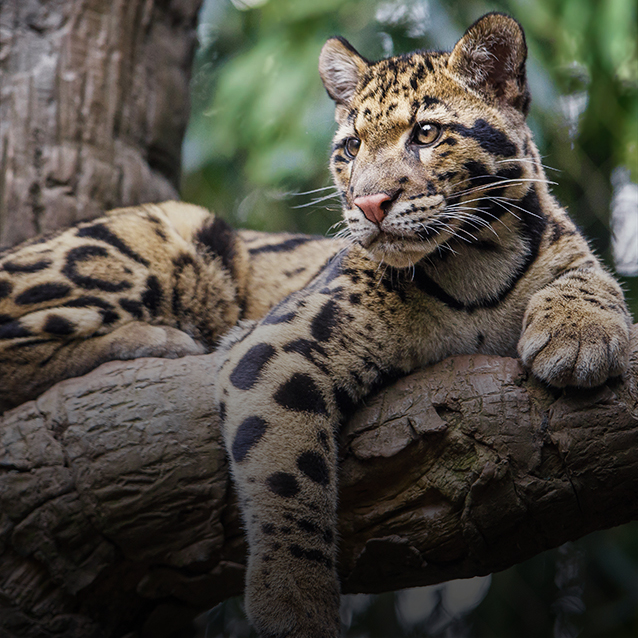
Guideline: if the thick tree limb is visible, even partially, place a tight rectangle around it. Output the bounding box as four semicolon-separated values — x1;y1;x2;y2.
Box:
0;327;636;638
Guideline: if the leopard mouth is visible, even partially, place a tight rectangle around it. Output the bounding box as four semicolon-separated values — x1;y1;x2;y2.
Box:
360;231;432;267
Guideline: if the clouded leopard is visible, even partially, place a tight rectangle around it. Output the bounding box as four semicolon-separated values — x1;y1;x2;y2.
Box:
0;12;631;638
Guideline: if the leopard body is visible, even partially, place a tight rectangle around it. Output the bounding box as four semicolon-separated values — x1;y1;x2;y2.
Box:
0;13;631;638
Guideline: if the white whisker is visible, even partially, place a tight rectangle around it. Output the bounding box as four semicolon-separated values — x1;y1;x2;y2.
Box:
288;185;339;196
292;192;341;209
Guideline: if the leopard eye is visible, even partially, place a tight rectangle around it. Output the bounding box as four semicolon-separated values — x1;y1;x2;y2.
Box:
344;137;361;159
412;122;441;146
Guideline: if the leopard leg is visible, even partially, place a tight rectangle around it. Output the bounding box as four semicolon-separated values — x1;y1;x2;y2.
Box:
217;336;342;638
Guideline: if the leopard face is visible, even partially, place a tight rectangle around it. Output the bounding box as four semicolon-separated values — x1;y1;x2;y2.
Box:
320;13;535;268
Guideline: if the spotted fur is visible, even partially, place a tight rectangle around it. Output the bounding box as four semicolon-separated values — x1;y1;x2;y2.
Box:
215;13;631;638
0;201;341;412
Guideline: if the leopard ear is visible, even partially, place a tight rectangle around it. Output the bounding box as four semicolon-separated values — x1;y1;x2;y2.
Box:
448;13;530;115
319;37;368;107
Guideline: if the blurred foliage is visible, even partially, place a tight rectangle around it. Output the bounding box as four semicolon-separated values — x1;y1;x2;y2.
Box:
182;0;638;636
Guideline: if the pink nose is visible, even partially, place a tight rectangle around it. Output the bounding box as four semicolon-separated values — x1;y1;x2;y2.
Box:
354;193;392;225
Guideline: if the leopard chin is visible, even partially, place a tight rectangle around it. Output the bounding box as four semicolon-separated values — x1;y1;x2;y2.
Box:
364;240;430;268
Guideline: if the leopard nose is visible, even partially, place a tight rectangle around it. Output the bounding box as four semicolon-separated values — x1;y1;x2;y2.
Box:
354;193;393;225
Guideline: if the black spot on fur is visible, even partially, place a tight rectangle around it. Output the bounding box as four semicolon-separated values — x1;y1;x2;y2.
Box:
77;223;149;266
274;373;327;414
119;298;144;319
420;95;441;109
333;385;357;418
262;523;275;535
230;343;276;390
311;299;339;342
247;235;317;255
0;280;13;300
3;259;51;273
289;544;332;569
62;245;132;292
463;160;499;188
297;519;319;534
232;416;269;463
437;170;458;182
412;268;475;311
323;527;334;544
15;282;71;305
297;451;329;486
496;165;523;181
349;293;361;305
452;119;517;157
195;216;236;273
0;320;32;339
267;472;300;498
141;275;163;316
218;401;226;425
262;310;296;325
43;315;75;336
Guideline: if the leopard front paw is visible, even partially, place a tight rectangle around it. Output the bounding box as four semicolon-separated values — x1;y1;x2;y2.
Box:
518;293;630;388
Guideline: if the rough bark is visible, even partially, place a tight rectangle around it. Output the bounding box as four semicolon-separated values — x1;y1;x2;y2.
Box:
0;327;636;638
0;0;201;249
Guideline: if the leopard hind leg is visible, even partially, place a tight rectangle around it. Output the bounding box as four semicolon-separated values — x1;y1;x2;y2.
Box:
0;316;205;412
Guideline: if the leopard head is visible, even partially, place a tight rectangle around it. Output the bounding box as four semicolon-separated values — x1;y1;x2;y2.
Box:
319;12;534;268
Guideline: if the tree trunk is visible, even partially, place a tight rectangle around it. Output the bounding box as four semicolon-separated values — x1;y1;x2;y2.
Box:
0;327;636;638
0;0;201;249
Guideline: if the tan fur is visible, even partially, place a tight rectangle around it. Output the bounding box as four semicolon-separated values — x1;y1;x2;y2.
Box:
0;202;342;412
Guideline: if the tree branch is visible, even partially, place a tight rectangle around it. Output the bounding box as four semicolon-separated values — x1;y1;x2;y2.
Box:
1;327;636;638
